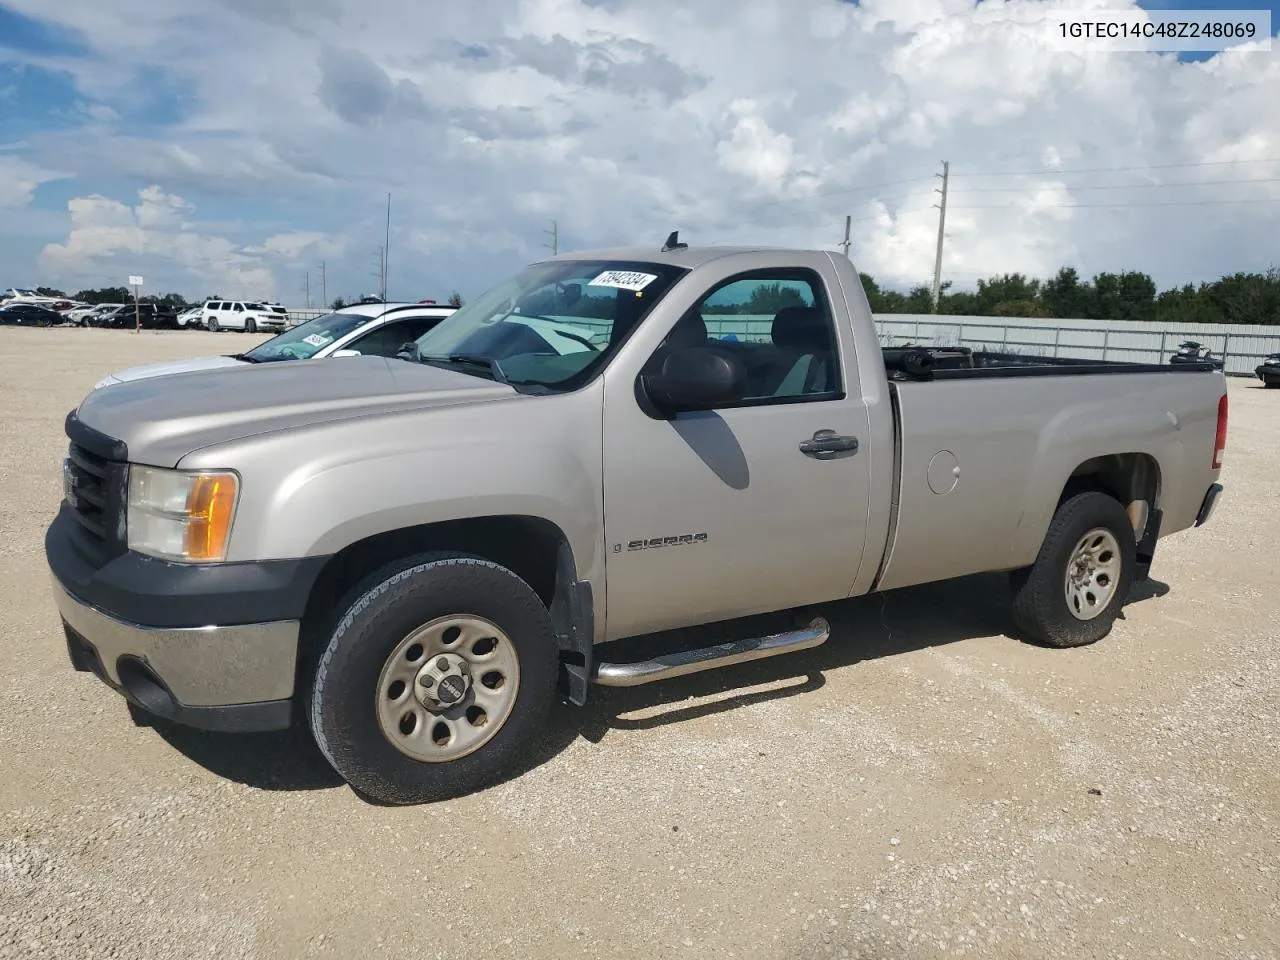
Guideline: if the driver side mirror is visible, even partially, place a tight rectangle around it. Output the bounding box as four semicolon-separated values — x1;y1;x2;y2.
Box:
395;342;421;361
641;345;746;416
332;349;361;358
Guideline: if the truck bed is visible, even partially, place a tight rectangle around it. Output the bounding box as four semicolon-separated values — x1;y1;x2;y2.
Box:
869;346;1225;594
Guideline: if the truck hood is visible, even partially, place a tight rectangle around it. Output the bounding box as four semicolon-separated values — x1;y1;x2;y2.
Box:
75;355;517;467
93;354;246;389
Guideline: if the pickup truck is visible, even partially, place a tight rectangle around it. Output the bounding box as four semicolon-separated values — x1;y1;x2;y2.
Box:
45;236;1228;805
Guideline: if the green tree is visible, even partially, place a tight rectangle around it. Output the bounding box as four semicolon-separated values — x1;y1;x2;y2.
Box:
745;282;807;314
974;274;1041;314
1205;269;1280;325
36;286;67;298
448;292;463;308
331;297;347;310
1091;270;1156;322
1039;267;1093;319
993;298;1047;318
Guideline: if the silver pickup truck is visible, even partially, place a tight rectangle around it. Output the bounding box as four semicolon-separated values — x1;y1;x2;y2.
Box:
46;236;1228;804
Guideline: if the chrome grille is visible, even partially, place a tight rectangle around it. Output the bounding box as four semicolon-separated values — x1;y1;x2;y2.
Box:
63;441;126;561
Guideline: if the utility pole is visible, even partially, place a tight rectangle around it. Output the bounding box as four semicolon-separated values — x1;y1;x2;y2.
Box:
304;270;310;308
320;261;326;308
543;219;558;256
383;193;391;301
931;160;950;314
840;215;852;259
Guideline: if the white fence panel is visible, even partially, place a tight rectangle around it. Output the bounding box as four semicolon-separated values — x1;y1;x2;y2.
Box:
873;314;1280;377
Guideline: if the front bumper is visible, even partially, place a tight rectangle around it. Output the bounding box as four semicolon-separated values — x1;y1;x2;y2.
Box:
54;580;297;732
46;504;328;732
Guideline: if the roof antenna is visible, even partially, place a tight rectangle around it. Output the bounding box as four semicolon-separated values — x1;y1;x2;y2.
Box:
661;230;687;252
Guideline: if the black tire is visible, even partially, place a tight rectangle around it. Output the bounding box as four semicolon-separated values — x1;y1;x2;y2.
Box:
1009;491;1136;648
208;317;219;332
306;552;559;805
246;318;256;334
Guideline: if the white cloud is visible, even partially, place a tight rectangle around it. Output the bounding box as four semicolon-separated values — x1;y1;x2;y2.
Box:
0;0;1276;299
0;156;69;208
39;187;278;298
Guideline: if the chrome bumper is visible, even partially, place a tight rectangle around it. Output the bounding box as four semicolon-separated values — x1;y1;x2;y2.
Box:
52;578;299;709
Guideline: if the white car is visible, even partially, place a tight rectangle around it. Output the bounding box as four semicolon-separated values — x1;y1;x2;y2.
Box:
91;302;457;389
199;299;291;333
175;306;204;328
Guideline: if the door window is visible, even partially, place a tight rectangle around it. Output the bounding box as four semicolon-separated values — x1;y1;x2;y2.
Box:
346;317;446;357
644;269;842;405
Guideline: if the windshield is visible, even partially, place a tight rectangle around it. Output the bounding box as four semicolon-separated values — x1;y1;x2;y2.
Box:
241;311;372;362
410;259;687;390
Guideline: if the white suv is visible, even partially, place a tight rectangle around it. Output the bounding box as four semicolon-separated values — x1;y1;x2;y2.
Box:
200;300;290;333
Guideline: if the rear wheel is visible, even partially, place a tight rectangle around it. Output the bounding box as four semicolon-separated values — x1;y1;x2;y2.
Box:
1010;491;1136;648
306;552;560;805
208;317;220;332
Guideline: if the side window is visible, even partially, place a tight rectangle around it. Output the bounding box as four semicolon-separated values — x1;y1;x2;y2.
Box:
645;269;841;405
233;303;244;312
220;303;232;311
346;317;443;357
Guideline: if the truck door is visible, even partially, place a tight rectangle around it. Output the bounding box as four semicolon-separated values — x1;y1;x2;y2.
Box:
601;254;873;640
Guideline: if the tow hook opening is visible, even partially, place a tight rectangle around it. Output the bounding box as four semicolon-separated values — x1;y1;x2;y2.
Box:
115;655;180;719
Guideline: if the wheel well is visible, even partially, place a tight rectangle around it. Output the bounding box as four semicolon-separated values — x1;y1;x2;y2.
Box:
297;515;572;664
1059;453;1161;535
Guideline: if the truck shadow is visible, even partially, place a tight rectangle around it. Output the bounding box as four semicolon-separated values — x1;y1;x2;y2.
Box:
142;571;1170;796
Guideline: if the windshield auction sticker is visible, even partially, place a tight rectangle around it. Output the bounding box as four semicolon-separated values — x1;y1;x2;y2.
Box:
588;270;658;291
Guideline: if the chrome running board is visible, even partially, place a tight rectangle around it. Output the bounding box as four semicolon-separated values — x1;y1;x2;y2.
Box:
590;616;830;687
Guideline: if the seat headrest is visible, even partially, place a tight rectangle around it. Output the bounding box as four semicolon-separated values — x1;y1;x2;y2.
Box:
772;305;829;353
666;309;708;350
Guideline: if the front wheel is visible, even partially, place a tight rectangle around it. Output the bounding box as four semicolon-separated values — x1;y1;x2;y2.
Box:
1009;491;1136;648
306;552;560;804
246;318;256;334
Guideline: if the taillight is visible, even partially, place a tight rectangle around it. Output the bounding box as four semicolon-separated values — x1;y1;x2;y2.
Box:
1213;392;1228;470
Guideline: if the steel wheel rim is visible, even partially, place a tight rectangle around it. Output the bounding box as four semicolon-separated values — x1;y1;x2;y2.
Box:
1064;527;1121;621
374;614;520;763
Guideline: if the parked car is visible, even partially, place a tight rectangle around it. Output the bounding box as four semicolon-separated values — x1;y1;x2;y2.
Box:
199;299;289;333
0;303;64;326
1169;340;1224;370
1256;353;1280;387
90;302;458;389
93;303;179;330
175;307;205;328
46;238;1228;805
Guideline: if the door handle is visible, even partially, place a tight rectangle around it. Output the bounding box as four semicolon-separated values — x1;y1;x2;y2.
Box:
799;429;859;459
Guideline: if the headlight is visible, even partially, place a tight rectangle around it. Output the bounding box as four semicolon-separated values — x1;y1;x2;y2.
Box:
127;465;239;562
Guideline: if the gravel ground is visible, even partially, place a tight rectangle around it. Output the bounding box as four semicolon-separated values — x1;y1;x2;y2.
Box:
1;326;1276;960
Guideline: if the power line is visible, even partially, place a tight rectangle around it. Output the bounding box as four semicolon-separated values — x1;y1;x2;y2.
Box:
950;176;1280;194
950;157;1280;178
950;196;1280;211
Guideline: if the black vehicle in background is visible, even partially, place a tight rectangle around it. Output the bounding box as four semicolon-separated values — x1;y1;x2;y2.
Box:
1256;353;1280;388
0;303;64;326
96;303;179;330
1169;340;1225;370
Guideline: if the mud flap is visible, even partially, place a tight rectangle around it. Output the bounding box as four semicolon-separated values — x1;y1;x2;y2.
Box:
1134;507;1162;581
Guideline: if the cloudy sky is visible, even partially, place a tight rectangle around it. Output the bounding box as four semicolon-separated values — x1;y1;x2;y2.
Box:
1;0;1277;305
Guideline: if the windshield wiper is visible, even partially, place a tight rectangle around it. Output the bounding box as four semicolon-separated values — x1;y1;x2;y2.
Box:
419;353;509;384
228;353;263;363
